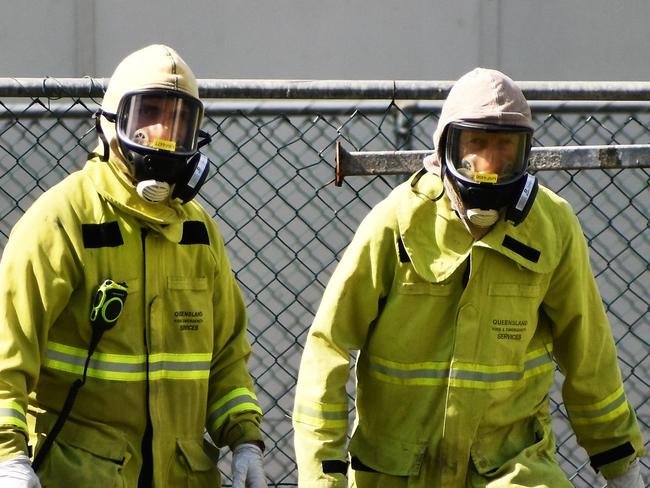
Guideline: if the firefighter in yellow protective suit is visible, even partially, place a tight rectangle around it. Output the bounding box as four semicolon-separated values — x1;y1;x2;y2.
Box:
0;45;267;487
293;68;646;487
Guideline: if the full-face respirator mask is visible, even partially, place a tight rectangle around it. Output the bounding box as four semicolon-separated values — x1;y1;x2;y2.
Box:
443;121;538;227
96;88;212;204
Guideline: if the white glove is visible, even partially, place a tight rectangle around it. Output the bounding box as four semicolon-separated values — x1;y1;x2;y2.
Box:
607;458;644;488
231;443;267;488
0;455;41;488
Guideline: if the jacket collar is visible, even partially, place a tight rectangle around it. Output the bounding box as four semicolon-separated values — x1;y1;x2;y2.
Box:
83;156;187;240
397;172;559;283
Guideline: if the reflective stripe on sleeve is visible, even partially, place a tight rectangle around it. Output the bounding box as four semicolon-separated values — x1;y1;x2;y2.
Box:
0;400;28;432
368;347;554;389
207;387;262;432
293;398;349;428
44;341;211;381
565;385;629;425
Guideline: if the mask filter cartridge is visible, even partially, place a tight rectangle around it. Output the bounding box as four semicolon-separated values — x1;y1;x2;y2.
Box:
466;208;500;227
136;180;170;203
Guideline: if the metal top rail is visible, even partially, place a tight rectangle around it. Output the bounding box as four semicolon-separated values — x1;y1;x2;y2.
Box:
6;100;650;120
334;142;650;185
4;78;650;100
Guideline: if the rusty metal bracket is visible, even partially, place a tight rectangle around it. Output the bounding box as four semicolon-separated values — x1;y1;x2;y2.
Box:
334;142;650;186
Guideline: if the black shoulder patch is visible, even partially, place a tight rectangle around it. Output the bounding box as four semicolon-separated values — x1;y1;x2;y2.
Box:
82;222;123;248
180;221;210;245
397;237;411;263
502;235;541;263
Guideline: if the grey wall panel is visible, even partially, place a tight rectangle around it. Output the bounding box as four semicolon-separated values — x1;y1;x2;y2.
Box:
2;1;650;80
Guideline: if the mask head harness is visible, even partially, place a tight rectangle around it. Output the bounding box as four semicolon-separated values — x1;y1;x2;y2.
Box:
95;88;212;204
443;120;538;226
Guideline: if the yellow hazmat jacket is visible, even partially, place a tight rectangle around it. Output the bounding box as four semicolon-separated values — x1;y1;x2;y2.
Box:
0;157;263;487
293;171;644;487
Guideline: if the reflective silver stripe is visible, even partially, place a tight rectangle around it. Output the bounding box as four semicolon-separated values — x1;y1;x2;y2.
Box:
208;393;260;428
524;352;551;370
368;352;552;385
568;391;627;419
0;404;28;431
451;354;553;383
450;368;522;382
0;407;26;424
46;347;211;380
149;360;211;372
293;403;348;421
47;348;145;373
369;362;449;380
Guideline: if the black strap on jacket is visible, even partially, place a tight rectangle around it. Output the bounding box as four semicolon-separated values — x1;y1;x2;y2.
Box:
31;378;84;471
351;456;379;473
590;442;635;470
322;459;349;474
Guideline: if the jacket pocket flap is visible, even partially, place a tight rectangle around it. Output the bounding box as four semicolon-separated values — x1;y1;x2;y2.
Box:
176;438;216;472
488;283;539;297
168;276;208;291
348;430;426;476
397;281;452;296
470;416;549;475
35;413;127;462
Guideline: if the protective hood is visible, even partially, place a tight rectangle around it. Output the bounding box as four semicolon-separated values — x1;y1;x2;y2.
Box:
431;67;533;164
424;68;537;232
98;44;200;165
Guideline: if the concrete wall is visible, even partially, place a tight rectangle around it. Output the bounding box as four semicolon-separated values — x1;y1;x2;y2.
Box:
2;0;650;81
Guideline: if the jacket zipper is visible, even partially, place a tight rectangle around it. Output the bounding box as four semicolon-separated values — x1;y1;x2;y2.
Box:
137;227;154;487
441;252;471;484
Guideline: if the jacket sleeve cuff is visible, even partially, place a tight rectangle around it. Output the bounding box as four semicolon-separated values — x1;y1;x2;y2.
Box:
223;419;263;450
599;453;646;479
0;430;29;461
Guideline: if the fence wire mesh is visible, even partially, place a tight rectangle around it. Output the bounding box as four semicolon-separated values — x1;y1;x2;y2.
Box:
0;80;648;487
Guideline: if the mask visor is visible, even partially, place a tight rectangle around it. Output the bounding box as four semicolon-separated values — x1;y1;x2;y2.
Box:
446;122;532;186
116;90;203;156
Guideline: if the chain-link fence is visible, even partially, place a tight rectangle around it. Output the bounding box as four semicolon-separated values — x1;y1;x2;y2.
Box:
0;79;648;487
